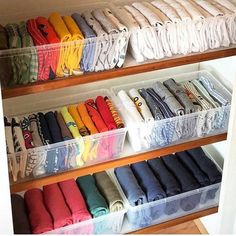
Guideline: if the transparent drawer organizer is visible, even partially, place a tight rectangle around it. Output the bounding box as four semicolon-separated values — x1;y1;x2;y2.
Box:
110;0;236;63
8;89;127;184
109;149;222;231
111;70;231;152
0;2;130;87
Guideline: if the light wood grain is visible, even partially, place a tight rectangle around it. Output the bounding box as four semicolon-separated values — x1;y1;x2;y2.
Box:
10;133;226;193
128;207;217;234
2;48;236;99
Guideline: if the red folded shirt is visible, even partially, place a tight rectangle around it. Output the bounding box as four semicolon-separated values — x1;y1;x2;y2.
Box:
95;96;117;130
24;188;53;234
43;183;73;229
27;19;51;81
85;99;108;133
36;17;60;74
58;179;92;224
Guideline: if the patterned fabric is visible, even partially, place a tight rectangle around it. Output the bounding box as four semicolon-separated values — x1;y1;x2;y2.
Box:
104;96;124;129
20;117;34;149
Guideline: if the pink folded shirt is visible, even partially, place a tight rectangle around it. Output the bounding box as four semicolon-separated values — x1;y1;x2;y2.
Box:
24;188;53;234
43;183;73;229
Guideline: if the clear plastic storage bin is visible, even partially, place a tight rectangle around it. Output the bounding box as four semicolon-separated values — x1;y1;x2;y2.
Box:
109;150;221;231
8;89;127;183
0;3;130;87
111;70;231;152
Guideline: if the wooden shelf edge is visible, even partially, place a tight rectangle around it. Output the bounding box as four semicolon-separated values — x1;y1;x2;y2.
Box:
127;207;218;234
2;47;236;99
10;133;227;193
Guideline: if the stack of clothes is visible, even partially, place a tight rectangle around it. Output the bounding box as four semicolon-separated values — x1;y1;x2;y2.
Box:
115;147;222;227
116;72;231;151
5;95;125;182
11;172;125;234
110;0;236;62
0;9;129;86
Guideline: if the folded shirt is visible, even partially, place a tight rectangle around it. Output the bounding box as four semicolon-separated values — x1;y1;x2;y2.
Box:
11;194;31;234
58;179;92;223
24;189;53;234
43;183;73;229
131;161;166;202
94;171;124;212
187;147;222;184
76;175;109;218
147;158;181;196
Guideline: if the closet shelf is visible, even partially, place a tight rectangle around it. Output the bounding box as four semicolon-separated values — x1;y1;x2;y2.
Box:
128;207;218;234
10;133;227;193
2;47;236;99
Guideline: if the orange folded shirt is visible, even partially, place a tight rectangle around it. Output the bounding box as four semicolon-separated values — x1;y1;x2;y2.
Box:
77;103;98;135
85;99;108;133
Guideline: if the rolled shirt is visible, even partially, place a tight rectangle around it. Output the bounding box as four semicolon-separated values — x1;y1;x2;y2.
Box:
187;147;222;184
104;96;125;129
163;78;196;114
11;194;31;234
96;96;117;130
58;179;92;223
153;81;185;116
76;175;109;218
24;189;53;234
130;161;166;202
43;183;73;229
94;171;124;212
85;99;108;133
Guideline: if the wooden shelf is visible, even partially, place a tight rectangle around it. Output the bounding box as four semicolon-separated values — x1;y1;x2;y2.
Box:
10;133;227;193
128;207;218;234
2;47;236;99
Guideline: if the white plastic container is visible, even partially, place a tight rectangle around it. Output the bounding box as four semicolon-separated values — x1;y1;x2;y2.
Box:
8;89;127;183
111;70;231;152
110;150;221;231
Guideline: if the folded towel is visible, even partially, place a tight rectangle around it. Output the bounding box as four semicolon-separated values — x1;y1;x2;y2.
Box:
0;24;8;49
96;96;117;130
76;175;109;218
11;194;31;234
154;82;185;115
94;171;124;212
115;166;152;227
104;96;124;129
77;102;98;135
128;89;154;122
163;78;196;114
131;161;166;202
24;189;53;234
176;151;211;187
187;147;222;184
147;158;181;196
68;105;89;136
58;179;92;223
43;183;73;229
85;99;108;133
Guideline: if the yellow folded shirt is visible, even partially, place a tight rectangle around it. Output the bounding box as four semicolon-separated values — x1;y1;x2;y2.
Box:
49;12;72;77
60;106;85;167
63;16;84;74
